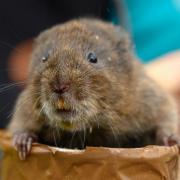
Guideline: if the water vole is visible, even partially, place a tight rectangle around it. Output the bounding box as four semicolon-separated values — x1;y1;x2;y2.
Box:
8;18;180;160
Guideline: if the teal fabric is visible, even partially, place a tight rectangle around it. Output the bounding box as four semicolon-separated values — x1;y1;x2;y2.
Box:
108;0;180;63
106;0;119;25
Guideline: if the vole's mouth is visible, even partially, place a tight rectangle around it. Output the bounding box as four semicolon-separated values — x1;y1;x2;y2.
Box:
56;109;71;113
55;109;76;116
54;98;76;116
55;98;71;111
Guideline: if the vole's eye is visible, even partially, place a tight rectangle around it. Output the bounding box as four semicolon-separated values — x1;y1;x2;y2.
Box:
41;53;49;62
87;52;97;63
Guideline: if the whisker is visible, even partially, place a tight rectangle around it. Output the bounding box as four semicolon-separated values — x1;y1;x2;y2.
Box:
69;129;76;148
14;93;41;114
0;103;12;119
53;131;58;147
0;40;25;54
108;122;120;146
0;81;26;93
55;122;61;146
83;123;86;148
0;81;25;87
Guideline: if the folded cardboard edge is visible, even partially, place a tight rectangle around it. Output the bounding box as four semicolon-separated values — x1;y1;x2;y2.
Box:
0;130;179;158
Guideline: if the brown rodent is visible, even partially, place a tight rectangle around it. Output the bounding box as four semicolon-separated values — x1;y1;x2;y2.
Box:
8;18;180;160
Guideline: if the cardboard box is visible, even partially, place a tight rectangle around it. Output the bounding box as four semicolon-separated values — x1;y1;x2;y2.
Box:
0;131;179;180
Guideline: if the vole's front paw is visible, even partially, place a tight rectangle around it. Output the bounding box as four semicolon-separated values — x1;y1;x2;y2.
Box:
163;134;180;147
12;132;37;160
157;133;180;147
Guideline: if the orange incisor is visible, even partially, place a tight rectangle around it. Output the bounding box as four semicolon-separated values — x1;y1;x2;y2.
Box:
57;99;70;110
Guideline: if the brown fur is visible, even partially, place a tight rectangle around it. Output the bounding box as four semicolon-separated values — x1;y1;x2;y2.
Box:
8;18;179;149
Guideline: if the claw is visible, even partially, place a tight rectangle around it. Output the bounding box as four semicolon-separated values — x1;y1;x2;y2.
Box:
27;138;33;154
165;134;180;147
12;132;37;160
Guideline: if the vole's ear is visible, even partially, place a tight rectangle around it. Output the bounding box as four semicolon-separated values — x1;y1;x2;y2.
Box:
114;26;133;54
113;26;136;73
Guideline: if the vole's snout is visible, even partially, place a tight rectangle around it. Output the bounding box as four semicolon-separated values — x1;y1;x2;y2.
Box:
53;82;70;95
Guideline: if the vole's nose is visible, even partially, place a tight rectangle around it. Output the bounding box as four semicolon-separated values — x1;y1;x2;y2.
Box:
53;82;70;95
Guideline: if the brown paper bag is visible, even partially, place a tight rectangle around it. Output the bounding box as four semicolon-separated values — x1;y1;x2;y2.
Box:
0;131;179;180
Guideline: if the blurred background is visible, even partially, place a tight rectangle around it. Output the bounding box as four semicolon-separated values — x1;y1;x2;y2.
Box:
0;0;180;128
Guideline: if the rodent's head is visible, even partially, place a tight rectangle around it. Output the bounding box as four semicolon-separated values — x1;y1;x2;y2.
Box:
28;19;136;132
